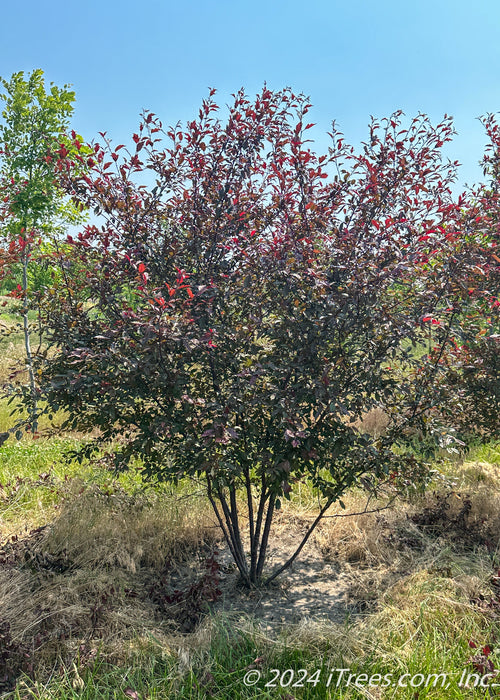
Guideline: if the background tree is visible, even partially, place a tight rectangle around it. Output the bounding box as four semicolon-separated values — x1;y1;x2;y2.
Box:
29;88;494;585
434;114;500;440
0;69;86;433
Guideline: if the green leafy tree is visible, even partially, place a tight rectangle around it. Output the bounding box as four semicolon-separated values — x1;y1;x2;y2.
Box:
29;88;494;585
0;69;86;432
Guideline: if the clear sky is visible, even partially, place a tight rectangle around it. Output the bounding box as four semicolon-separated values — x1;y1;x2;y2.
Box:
1;0;499;190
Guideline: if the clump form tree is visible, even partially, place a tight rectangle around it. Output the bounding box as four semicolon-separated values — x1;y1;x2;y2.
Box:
29;88;495;585
0;69;86;432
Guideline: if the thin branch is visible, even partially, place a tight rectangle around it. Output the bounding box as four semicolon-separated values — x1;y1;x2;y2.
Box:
264;498;333;585
319;496;397;518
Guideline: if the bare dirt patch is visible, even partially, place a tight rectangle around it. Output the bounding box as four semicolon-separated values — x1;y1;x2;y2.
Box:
214;535;352;630
212;480;500;631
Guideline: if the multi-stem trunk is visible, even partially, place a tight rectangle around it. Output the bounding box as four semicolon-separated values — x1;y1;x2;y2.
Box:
206;469;335;587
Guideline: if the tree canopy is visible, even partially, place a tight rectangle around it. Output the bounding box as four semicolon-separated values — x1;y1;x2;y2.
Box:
15;87;499;585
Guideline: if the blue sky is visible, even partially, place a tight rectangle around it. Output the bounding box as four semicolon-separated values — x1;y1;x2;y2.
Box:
1;0;499;189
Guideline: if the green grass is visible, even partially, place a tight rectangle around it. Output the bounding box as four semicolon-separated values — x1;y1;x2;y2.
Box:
466;440;500;465
7;611;500;699
0;432;178;537
0;297;39;325
0;438;79;516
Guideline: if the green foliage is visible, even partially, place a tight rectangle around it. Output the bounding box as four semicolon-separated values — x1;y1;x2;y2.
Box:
0;68;89;294
0;69;87;243
0;69;90;435
0;244;64;295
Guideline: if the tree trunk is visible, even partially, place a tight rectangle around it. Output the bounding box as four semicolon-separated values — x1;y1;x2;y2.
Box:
21;246;37;433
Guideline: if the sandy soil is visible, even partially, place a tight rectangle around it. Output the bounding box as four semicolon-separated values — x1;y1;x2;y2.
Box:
213;532;354;631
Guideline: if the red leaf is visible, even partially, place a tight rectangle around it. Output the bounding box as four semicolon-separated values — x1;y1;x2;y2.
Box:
138;263;146;274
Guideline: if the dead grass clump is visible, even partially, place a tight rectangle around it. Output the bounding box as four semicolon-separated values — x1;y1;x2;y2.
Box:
315;478;500;570
0;563;178;686
313;488;405;567
39;480;218;572
312;477;500;616
455;460;500;488
357;407;391;436
410;488;500;550
0;482;223;685
315;506;409;612
315;512;392;566
279;616;367;661
0;327;26;385
371;563;496;658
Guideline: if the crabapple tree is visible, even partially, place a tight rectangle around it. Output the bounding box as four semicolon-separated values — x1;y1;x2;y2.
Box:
26;88;495;585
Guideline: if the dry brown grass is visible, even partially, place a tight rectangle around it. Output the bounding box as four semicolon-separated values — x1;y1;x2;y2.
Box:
311;462;500;615
0;339;24;383
41;480;217;571
0;481;222;676
356;407;391;436
1;453;499;688
454;460;500;489
0;315;26;382
261;462;500;676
